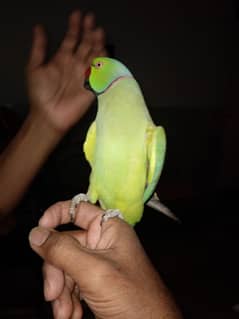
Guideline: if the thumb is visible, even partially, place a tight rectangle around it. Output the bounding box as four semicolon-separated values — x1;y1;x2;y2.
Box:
29;226;97;287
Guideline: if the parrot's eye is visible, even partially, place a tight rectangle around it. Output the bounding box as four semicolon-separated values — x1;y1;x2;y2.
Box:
95;61;103;68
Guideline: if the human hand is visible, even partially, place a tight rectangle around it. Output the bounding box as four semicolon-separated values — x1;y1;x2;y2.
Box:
29;201;182;319
26;10;106;134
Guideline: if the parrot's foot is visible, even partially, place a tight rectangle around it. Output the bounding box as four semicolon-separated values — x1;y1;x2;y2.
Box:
101;209;124;225
146;193;180;223
69;193;89;223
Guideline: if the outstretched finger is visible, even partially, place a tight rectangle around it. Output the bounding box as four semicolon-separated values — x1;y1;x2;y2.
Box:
76;13;95;61
27;24;47;70
59;10;81;54
85;27;107;65
82;12;95;35
92;27;106;54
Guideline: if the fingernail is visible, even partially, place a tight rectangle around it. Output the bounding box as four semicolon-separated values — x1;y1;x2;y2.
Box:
29;227;50;246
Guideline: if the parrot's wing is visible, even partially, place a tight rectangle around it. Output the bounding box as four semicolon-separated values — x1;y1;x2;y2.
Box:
143;125;166;203
83;121;96;166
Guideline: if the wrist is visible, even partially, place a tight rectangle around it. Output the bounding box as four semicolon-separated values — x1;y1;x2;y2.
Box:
27;109;65;147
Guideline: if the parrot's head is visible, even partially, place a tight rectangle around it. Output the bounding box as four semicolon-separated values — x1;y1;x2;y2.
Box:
85;57;132;95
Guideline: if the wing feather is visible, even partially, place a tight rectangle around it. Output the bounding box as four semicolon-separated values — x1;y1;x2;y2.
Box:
143;125;166;203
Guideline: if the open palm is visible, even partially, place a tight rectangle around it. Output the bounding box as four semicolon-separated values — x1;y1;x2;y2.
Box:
27;11;106;133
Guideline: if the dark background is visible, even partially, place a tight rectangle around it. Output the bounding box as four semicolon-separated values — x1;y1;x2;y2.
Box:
0;0;238;318
0;0;236;109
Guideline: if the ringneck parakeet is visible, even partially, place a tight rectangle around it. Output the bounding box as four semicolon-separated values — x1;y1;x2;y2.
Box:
72;57;177;226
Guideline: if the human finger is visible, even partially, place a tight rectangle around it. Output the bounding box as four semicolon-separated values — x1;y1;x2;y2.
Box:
82;12;95;34
85;27;107;65
39;201;103;231
29;226;103;287
75;13;95;61
51;274;76;319
42;228;88;301
92;27;106;54
38;201;72;228
39;202;103;249
59;10;81;54
71;292;84;319
42;262;64;301
27;25;47;71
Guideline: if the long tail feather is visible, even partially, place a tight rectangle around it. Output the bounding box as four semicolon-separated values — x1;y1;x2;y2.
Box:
146;193;180;223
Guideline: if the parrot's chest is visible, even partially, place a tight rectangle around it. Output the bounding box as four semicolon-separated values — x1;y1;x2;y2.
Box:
91;120;147;208
95;122;144;165
95;92;149;148
92;112;147;190
89;80;152;199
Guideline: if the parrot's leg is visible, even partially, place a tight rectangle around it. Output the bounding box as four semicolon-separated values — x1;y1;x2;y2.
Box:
101;209;124;224
69;193;89;223
146;193;180;223
69;193;124;225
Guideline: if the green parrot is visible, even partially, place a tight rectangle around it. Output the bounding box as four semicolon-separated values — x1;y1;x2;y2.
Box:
71;57;177;226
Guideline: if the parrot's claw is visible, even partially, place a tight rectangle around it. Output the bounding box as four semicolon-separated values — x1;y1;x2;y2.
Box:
101;209;124;225
69;193;89;223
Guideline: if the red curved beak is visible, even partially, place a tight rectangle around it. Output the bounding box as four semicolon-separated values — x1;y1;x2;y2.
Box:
85;66;91;79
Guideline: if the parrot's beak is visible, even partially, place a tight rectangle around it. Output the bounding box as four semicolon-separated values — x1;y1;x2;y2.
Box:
85;66;91;79
84;66;93;92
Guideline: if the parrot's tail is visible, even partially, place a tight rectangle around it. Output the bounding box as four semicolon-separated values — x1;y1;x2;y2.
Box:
146;193;180;223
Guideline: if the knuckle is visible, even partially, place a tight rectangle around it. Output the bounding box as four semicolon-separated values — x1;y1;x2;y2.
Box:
44;233;69;262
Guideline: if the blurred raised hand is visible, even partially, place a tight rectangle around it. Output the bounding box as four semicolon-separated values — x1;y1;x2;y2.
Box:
27;10;107;133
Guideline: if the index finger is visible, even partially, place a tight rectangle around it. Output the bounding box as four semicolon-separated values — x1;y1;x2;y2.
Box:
27;24;47;71
39;200;103;230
